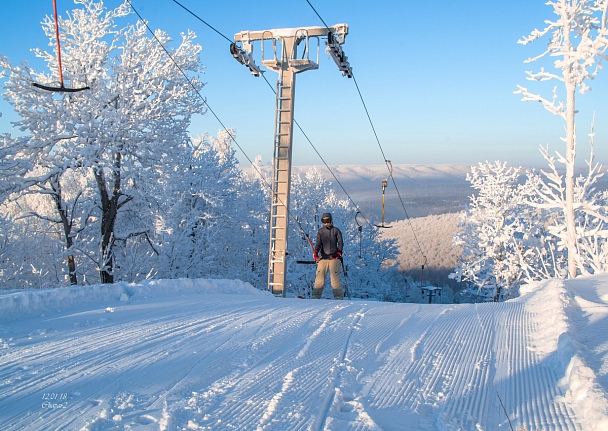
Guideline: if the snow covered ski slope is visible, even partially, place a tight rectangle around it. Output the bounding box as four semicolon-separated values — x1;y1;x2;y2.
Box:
1;276;607;430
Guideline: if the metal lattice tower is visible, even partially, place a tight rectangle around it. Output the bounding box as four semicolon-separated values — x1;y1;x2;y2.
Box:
232;24;352;296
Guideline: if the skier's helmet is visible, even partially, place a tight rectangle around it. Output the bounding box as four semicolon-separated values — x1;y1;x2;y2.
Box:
321;213;332;224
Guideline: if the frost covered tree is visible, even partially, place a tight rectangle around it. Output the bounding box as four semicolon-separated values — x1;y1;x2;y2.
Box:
451;162;530;301
0;180;99;289
525;126;608;277
152;130;267;283
0;201;59;289
153;134;228;280
0;0;205;284
515;0;608;277
27;171;95;285
0;134;32;200
233;155;271;285
454;138;608;300
207;130;259;278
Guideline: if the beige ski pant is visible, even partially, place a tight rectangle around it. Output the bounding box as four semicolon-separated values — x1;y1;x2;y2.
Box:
312;259;343;300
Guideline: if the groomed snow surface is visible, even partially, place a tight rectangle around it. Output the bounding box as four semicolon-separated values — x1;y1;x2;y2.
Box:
1;276;608;431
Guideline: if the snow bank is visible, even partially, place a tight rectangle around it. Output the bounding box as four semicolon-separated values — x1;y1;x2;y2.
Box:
2;275;607;430
125;278;265;298
0;278;265;322
519;279;570;359
520;278;608;429
0;283;125;322
560;355;608;430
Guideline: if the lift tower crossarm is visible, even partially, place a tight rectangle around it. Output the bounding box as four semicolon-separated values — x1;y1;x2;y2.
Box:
232;24;351;297
234;24;350;75
234;24;348;41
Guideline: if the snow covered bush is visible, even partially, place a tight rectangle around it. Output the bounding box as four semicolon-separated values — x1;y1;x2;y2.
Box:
150;130;267;286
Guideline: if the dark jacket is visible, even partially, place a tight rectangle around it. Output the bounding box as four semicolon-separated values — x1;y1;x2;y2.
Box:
315;225;343;259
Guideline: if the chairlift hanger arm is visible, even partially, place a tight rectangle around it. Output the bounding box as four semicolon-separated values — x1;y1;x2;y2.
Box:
230;42;264;77
355;211;364;259
32;0;89;93
355;211;364;230
326;31;352;78
384;160;393;183
374;160;393;229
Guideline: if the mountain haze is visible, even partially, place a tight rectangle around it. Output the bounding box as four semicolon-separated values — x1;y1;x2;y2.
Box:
293;164;472;220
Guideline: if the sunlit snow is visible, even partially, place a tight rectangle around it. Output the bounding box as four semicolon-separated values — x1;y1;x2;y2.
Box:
1;276;607;430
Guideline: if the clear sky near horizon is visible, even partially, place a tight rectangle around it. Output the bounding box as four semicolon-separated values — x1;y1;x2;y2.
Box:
1;0;607;168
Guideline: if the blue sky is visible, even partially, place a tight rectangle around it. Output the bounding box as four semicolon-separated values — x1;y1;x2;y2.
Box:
1;0;607;168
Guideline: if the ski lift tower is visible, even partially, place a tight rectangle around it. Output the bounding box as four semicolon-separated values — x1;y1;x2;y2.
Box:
232;24;352;296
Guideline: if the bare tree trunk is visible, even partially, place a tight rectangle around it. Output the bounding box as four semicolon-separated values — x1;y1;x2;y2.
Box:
67;255;77;284
50;174;78;285
94;151;129;284
564;72;578;278
95;167;116;284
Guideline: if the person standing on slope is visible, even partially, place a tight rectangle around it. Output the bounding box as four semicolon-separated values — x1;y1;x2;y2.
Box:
312;212;344;300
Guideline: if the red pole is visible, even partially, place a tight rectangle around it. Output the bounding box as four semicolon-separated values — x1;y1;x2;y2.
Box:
52;0;65;88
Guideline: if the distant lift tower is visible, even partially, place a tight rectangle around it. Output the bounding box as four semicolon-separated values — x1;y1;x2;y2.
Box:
232;24;352;296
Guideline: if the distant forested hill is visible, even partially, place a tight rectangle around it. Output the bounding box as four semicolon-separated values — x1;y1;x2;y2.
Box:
381;213;463;289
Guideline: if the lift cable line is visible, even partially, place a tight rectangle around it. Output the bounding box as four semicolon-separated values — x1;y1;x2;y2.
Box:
126;0;317;260
352;73;426;261
167;0;370;226
260;74;371;226
170;0;233;44
32;0;90;93
294;116;368;222
131;0;378;296
170;1;263;77
306;0;423;252
305;0;427;264
306;0;331;29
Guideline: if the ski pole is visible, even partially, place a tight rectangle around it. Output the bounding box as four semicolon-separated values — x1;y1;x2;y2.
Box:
339;257;351;300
